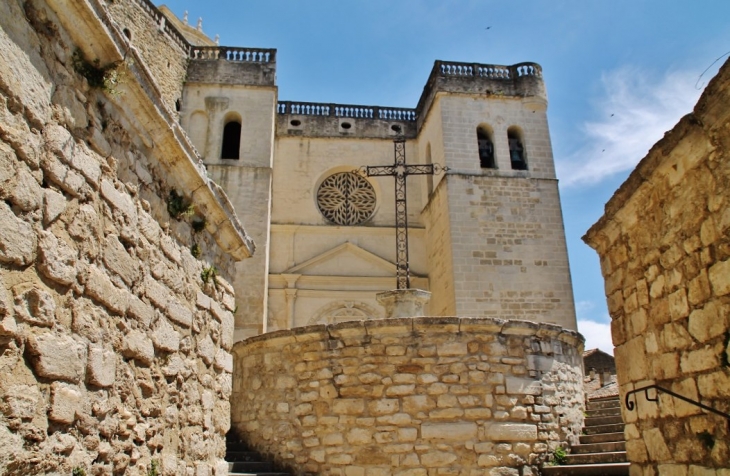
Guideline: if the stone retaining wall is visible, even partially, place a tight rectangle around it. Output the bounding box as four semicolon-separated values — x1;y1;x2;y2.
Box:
0;0;249;474
231;317;584;475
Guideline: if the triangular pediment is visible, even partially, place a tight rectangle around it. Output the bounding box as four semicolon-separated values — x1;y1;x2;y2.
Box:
283;242;397;277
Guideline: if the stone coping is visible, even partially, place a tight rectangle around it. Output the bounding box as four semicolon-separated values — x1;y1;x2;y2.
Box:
234;316;584;352
46;0;255;260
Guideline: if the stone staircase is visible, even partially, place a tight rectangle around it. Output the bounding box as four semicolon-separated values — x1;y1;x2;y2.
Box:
542;396;629;475
226;433;291;476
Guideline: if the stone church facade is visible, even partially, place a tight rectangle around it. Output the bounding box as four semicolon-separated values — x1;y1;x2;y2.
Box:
175;16;577;342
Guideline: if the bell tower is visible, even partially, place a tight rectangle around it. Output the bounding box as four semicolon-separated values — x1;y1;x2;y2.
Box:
416;62;577;330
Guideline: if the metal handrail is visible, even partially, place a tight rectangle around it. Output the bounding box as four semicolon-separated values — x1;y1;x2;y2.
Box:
625;384;730;421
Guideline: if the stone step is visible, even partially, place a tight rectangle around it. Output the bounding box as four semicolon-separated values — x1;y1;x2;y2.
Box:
571;440;626;454
585;406;622;418
566;451;628;465
228;462;276;473
583;422;624;435
579;432;626;444
586;398;621;411
541;462;630;476
584;415;624;427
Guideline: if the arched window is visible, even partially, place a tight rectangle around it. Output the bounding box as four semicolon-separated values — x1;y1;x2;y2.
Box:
508;127;527;170
477;126;495;169
221;120;241;159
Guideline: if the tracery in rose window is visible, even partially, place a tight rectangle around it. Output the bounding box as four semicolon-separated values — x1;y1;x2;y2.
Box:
316;172;376;225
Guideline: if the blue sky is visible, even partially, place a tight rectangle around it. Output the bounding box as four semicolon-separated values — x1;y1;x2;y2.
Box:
160;1;730;353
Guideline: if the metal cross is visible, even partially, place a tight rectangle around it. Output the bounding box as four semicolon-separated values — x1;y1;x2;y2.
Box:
361;134;447;289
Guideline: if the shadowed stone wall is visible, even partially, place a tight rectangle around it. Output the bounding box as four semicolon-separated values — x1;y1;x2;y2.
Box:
0;0;250;474
231;317;584;475
584;59;730;474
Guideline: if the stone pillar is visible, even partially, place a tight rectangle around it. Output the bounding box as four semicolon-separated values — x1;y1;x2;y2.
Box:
376;289;431;318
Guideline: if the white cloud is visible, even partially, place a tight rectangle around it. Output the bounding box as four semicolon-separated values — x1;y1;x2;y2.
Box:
577;319;614;355
557;67;704;188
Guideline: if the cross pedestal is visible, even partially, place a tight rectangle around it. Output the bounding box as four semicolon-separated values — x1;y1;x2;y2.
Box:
376;289;431;318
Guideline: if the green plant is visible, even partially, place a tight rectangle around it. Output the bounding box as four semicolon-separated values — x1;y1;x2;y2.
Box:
72;49;126;95
167;190;194;220
191;243;202;259
72;468;86;476
147;459;160;476
551;446;568;465
201;265;217;284
192;217;207;233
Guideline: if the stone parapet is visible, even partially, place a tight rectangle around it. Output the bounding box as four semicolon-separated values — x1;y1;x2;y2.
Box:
231;317;585;474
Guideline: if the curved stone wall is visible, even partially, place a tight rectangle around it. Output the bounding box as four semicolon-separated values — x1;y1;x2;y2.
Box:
231;317;585;474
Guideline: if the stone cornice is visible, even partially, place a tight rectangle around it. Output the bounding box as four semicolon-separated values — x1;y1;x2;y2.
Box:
47;0;254;260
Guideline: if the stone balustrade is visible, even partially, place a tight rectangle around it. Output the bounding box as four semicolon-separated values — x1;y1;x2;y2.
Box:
437;61;542;80
190;46;276;63
231;317;585;474
277;101;417;121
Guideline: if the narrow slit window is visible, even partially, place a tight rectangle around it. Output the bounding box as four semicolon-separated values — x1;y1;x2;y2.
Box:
221;121;241;159
508;128;527;170
477;127;495;169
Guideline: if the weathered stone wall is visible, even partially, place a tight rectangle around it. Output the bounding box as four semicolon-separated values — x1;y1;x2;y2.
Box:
0;0;248;474
583;59;730;474
105;0;189;114
231;317;585;475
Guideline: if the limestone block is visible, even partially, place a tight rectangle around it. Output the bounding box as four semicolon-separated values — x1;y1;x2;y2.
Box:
103;234;139;286
87;345;116;387
661;323;693;351
43;184;66;226
485;423;537;441
643;427;672;461
0;201;36;265
160;234;181;263
220;308;234;350
506;377;542;396
214;349;233;373
27;332;86;382
49;382;82;424
3;384;42;419
688;302;727;343
85;265;129;315
680;347;719;374
42;153;89;198
38;231;77;286
167;298;193;328
127;295;154;327
489;468;519;476
51;85;87;129
67;203;98;239
0;141;15;194
657;465;688;476
123;330;155;366
709;259;730;296
100;179;137;223
368;399;399;416
385;384;415;396
421;422;477;440
152;317;180;352
421;451;457;467
0;425;23;471
198;335;216;365
438;342;468;356
13;286;56;327
669;288;690;320
11;167;42;211
697;370;730;398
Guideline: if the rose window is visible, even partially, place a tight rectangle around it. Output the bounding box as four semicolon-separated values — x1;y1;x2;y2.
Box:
316;172;376;225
